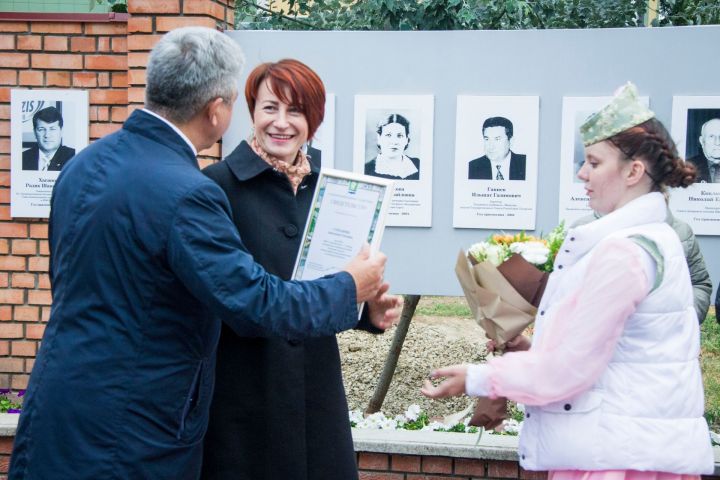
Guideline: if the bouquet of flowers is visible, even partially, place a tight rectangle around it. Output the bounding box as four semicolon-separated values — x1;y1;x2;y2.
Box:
455;223;566;429
456;224;566;350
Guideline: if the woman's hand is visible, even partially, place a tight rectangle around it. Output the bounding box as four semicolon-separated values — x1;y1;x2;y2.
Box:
420;364;468;399
486;335;531;354
368;283;403;330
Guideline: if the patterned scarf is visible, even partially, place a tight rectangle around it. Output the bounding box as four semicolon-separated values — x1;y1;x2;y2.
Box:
250;135;311;194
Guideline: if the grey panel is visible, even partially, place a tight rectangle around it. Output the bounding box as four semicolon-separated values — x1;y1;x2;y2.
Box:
224;27;720;297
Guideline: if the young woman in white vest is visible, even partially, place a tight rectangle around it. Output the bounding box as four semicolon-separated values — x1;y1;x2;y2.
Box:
422;83;715;477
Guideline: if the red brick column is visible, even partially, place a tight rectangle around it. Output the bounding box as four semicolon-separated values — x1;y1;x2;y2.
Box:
126;0;235;168
0;16;129;390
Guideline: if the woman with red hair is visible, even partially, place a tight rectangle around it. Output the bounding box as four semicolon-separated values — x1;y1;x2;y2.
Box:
201;59;401;480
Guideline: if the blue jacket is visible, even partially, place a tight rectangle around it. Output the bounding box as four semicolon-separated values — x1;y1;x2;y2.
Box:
9;110;359;480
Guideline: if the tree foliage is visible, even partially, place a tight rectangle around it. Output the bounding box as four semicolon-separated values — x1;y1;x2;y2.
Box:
235;0;720;30
655;0;720;25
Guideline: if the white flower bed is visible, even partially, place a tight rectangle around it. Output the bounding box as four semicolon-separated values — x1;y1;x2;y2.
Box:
349;404;521;435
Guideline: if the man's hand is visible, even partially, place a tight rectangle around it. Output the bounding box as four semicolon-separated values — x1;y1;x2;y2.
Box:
420;364;469;399
343;244;387;303
367;283;403;331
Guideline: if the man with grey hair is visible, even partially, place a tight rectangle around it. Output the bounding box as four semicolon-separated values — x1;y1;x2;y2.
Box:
9;27;396;480
687;117;720;183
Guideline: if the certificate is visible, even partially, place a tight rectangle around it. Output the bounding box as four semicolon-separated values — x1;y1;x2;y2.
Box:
292;168;394;281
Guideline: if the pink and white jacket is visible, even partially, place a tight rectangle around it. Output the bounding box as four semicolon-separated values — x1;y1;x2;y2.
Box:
466;192;714;474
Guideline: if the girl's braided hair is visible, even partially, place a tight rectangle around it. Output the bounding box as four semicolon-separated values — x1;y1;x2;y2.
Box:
609;118;696;190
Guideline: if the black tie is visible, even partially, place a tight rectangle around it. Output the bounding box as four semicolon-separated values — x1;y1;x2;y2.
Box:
495;164;504;180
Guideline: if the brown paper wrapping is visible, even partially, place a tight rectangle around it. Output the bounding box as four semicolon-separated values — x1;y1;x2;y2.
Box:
456;250;543;430
455;250;536;349
468;396;507;429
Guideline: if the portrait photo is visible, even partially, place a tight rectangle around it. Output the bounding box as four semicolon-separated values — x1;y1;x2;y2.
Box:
362;109;421;181
571;108;596;183
558;97;611;225
304;93;336;169
558;95;650;225
454;96;538;185
684;108;720;184
21;102;76;171
467;116;526;181
353;94;434;227
11;89;88;218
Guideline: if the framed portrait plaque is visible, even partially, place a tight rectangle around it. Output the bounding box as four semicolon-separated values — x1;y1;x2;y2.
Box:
669;95;720;235
11;89;89;218
452;95;539;230
352;94;434;227
292;168;394;283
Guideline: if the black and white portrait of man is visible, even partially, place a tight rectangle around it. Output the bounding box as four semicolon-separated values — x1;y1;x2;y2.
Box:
467;116;526;181
685;109;720;184
22;105;76;172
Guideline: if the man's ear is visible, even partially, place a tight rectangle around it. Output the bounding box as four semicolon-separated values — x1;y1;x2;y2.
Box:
206;97;225;127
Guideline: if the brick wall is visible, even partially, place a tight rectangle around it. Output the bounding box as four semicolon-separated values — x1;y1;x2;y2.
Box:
0;0;234;389
356;452;545;480
355;452;720;480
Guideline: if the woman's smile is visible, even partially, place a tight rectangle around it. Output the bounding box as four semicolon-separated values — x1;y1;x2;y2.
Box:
253;81;309;163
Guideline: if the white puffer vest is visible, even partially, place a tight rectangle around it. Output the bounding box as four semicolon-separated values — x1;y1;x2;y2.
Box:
518;193;714;474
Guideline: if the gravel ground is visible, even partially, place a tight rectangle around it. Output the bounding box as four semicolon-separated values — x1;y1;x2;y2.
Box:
339;310;488;419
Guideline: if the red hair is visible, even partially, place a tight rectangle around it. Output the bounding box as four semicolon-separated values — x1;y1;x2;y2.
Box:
245;59;326;140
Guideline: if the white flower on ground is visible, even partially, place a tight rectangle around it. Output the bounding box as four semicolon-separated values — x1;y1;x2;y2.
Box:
378;417;398;430
404;404;421;421
502;418;522;434
421;421;448;432
510;241;550;266
349;410;364;425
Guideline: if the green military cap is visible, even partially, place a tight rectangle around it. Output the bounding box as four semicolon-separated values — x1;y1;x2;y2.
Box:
580;82;655;146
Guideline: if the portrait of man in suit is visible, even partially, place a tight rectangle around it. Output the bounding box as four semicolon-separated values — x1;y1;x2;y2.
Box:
22;106;75;172
686;117;720;183
468;116;526;180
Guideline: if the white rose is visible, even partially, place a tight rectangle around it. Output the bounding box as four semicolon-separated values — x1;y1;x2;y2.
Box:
468;241;491;263
510;241;549;266
484;243;506;266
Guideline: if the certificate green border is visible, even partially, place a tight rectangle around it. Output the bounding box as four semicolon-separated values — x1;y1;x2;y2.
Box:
294;173;390;280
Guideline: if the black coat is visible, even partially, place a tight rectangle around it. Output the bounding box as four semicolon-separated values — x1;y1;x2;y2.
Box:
364;155;420;180
686;153;714;183
468;151;526;180
201;141;374;480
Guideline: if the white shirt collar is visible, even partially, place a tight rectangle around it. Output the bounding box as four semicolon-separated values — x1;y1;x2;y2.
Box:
142;108;197;157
